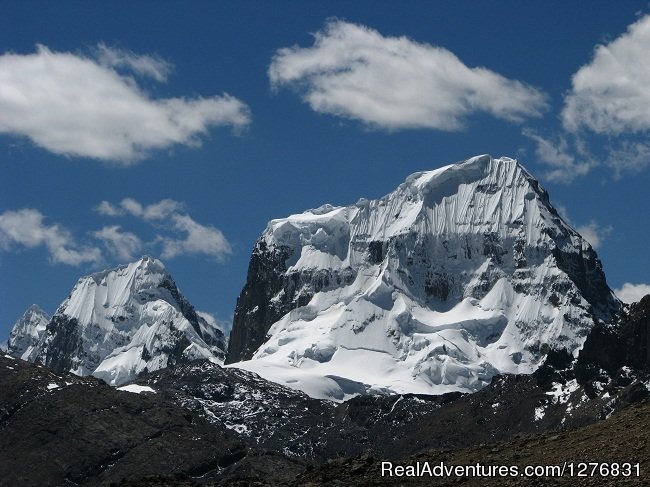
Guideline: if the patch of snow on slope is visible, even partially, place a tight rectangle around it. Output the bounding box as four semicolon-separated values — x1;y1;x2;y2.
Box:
117;384;156;394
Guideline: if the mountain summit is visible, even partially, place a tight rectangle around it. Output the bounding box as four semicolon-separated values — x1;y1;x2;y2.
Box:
228;155;620;399
7;304;51;361
8;256;226;385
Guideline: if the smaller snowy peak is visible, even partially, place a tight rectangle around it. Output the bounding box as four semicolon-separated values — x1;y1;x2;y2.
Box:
84;256;167;291
58;256;172;324
7;304;51;361
14;257;226;386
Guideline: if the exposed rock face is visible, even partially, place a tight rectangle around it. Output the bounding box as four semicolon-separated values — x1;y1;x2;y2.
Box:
577;294;650;376
227;240;293;364
7;257;226;385
135;360;340;460
7;304;50;361
227;240;356;364
228;155;620;399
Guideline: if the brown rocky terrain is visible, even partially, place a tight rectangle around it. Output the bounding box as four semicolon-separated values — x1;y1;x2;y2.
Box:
295;399;650;486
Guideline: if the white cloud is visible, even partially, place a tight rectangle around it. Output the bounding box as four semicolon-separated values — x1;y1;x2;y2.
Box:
0;45;251;163
269;20;547;131
92;225;143;261
613;283;650;304
160;214;232;261
605;140;650;176
98;198;231;261
94;43;172;82
562;15;650;135
528;15;650;182
575;220;612;249
95;201;123;217
0;208;101;265
522;129;594;183
96;198;184;220
0;201;230;267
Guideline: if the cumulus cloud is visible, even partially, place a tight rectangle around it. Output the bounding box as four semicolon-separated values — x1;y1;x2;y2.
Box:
0;44;251;163
159;214;232;260
522;129;594;183
575;220;613;249
522;15;650;182
0;200;231;266
613;283;650;304
605;140;650;176
0;208;101;265
269;20;547;131
96;198;184;220
562;15;650;135
92;225;143;261
550;14;650;179
98;198;231;261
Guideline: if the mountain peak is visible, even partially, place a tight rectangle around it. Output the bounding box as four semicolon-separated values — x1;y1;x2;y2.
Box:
24;303;49;317
228;154;619;400
137;255;166;271
9;257;226;385
7;304;51;361
86;255;167;284
405;153;493;186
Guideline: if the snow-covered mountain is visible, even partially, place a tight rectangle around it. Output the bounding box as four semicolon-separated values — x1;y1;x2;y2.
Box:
7;304;51;361
228;155;620;400
8;256;226;385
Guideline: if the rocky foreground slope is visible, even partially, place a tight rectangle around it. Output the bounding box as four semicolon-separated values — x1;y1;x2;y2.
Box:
0;353;303;486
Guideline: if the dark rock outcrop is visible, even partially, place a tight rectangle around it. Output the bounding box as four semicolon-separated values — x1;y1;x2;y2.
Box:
226;240;354;363
576;295;650;378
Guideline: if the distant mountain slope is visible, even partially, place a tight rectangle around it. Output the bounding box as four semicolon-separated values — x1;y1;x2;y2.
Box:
7;256;226;385
228;155;620;399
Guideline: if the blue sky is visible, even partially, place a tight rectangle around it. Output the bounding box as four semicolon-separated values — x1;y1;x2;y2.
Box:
2;1;650;341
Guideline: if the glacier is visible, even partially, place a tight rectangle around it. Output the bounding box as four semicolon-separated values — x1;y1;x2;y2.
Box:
228;155;620;400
